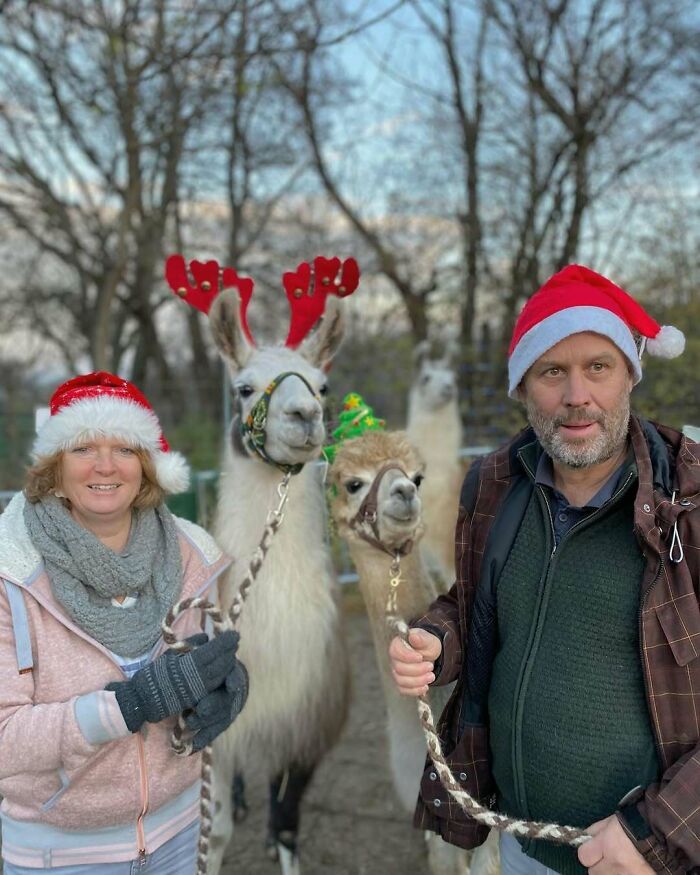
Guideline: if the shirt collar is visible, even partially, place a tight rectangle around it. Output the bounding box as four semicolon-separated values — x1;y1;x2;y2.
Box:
535;449;631;509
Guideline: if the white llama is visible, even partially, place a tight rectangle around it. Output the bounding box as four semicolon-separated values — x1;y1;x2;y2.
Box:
407;342;463;590
328;430;499;875
166;255;355;875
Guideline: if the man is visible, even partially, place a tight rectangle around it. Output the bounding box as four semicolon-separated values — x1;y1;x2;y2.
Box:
390;265;700;875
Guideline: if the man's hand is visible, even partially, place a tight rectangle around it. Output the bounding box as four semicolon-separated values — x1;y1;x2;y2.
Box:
389;628;442;697
577;815;654;875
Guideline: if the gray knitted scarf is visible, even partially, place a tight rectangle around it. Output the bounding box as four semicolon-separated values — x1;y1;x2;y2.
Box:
23;495;183;657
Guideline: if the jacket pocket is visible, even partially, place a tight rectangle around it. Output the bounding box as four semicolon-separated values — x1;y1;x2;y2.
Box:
419;723;495;835
38;768;71;812
656;597;700;667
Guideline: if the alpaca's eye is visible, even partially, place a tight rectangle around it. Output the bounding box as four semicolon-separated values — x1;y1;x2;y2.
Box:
319;384;329;397
345;479;363;494
237;384;254;399
413;474;424;488
420;374;430;385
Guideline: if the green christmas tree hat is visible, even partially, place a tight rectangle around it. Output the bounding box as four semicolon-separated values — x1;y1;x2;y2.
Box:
322;393;386;463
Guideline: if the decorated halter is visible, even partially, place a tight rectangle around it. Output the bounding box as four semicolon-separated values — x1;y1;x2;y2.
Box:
239;371;319;475
165;254;361;473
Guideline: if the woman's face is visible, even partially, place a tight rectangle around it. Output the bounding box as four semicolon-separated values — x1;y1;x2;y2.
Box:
59;439;143;530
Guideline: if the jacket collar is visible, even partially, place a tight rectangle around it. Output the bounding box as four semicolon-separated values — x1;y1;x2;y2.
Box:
0;492;43;585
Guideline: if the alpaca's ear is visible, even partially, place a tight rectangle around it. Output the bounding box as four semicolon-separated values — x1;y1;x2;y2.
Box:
413;340;431;369
299;297;345;370
209;288;254;370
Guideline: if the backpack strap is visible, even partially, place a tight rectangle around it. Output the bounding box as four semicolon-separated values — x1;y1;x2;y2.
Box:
3;580;34;674
459;456;484;517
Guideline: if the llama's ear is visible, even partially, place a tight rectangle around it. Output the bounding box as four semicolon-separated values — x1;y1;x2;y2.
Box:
298;297;345;370
413;340;431;369
442;338;460;368
209;288;254;370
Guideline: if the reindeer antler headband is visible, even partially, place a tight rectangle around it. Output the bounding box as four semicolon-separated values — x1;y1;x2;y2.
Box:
164;254;360;347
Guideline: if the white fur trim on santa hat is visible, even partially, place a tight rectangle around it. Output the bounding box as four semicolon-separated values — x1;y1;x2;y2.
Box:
33;396;162;457
646;325;685;359
508;305;642;397
32;396;190;494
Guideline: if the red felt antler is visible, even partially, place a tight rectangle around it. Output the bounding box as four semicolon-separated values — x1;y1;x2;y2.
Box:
164;254;255;345
282;256;360;348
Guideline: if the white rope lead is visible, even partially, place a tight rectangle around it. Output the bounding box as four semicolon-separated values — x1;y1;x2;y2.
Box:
386;576;591;848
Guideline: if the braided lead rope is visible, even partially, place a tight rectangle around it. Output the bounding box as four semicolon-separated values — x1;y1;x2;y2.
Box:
160;471;293;875
385;555;591;848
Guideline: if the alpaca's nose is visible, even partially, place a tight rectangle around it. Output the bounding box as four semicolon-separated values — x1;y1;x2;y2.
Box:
391;480;417;503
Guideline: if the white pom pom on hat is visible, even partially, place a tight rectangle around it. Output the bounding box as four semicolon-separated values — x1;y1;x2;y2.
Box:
32;371;190;494
507;264;685;397
646;324;686;358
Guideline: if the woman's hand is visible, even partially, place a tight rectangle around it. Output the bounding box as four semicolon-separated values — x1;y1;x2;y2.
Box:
185;658;249;751
389;628;442;697
107;631;241;733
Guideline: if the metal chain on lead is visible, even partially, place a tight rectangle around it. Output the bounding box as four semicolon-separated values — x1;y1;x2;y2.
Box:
160;470;293;874
385;554;591;848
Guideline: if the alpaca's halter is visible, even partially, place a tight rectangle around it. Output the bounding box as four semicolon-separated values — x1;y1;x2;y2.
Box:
238;371;319;475
160;470;293;874
379;544;592;847
349;463;415;558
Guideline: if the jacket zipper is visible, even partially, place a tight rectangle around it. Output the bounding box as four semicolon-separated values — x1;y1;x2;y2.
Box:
510;460;635;816
510;483;557;815
136;732;149;858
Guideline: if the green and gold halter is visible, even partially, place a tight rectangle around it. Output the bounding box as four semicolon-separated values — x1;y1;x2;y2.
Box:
239;371;320;475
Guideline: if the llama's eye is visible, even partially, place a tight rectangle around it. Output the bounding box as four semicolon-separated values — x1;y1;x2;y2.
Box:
319;384;329;397
345;479;363;494
420;374;430;385
413;474;424;488
237;384;254;399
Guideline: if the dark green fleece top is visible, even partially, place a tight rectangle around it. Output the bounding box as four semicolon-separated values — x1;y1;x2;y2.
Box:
488;444;660;874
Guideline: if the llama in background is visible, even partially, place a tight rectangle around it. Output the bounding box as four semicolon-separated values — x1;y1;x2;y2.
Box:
407;341;463;590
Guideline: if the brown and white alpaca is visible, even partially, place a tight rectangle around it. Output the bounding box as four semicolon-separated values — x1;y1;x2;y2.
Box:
328;430;499;875
407;342;463;590
166;256;354;875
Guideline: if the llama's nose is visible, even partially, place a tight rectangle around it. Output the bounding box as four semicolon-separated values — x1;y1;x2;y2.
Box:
283;395;322;425
391;480;417;503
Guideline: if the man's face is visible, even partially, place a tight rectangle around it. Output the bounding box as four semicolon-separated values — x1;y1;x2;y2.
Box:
519;332;634;469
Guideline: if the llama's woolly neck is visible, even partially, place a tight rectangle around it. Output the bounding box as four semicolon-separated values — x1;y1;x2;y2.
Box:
214;445;331;611
216;444;324;539
407;398;461;467
347;542;436;649
212;442;345;770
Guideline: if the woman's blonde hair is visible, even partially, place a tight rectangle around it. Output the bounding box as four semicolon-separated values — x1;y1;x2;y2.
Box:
24;446;166;509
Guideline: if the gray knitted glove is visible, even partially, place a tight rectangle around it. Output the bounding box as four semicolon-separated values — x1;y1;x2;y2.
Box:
185;658;249;752
107;631;240;733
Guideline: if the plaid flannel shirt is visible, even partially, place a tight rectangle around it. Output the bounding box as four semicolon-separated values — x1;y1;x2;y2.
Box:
413;417;700;874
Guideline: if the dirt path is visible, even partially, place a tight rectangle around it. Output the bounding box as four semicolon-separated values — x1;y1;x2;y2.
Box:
220;600;430;873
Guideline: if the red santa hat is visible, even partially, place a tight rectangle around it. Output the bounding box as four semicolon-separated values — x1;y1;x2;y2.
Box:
32;372;189;494
507;264;685;397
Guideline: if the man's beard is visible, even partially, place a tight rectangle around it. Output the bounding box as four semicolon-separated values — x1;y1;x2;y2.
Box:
525;393;631;469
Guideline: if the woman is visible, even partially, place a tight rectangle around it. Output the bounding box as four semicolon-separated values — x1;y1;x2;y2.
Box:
0;372;247;873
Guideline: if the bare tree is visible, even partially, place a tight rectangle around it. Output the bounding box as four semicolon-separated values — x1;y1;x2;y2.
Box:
486;0;699;333
271;0;456;342
0;1;242;408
